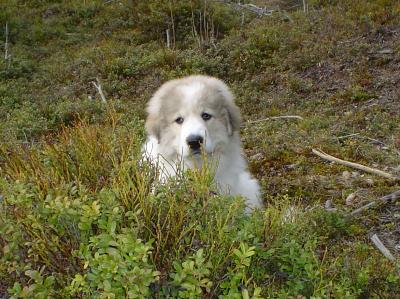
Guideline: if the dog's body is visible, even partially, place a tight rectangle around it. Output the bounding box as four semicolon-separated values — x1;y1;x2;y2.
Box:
143;75;263;211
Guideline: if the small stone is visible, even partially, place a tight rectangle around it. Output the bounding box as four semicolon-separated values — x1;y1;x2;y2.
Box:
285;163;299;170
250;153;263;161
344;111;352;116
345;193;356;205
364;178;374;186
342;171;351;180
42;8;56;19
325;199;333;209
377;49;393;54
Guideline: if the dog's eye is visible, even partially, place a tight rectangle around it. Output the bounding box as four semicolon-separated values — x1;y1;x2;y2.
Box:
175;117;184;124
201;112;212;121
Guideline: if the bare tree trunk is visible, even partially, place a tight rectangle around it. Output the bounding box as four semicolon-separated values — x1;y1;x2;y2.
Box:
166;29;171;49
5;22;9;61
168;0;175;48
303;0;308;13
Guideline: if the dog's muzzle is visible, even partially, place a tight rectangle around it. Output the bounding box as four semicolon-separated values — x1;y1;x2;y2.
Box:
186;135;203;154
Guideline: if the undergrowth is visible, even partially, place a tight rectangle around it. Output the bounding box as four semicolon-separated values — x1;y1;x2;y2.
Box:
1;111;399;298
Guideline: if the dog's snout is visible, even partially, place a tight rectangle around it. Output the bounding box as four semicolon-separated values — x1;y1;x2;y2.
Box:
186;135;204;151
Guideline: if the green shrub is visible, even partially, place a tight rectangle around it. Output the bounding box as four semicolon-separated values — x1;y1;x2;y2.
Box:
170;249;212;298
219;243;262;299
69;232;159;298
8;269;56;299
0;57;35;80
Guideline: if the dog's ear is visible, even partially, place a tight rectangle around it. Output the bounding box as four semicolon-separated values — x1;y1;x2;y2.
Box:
218;84;241;135
145;96;162;141
224;100;241;135
145;113;160;141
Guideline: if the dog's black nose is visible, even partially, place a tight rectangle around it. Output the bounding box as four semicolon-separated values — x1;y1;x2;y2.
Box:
186;135;203;151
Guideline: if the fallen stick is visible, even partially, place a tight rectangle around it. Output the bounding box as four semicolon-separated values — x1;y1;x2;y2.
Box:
337;133;361;139
213;0;274;16
245;115;304;125
350;190;400;216
91;78;107;103
311;149;399;180
370;234;396;262
4;23;9;61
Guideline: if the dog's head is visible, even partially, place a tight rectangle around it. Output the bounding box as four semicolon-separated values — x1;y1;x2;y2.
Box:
145;75;241;160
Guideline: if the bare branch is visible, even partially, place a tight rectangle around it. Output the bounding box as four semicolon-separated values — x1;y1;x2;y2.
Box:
213;0;274;17
168;0;175;48
312;149;399;180
4;22;10;63
370;234;396;262
350;190;400;216
337;133;361;139
166;29;171;49
91;78;107;103
191;4;201;47
302;0;308;14
5;23;8;60
244;115;304;125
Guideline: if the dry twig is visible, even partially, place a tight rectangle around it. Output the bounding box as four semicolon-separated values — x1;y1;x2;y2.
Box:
370;234;396;262
91;78;107;103
312;149;399;180
302;0;309;13
213;0;274;16
337;133;361;139
166;29;171;49
350;190;400;216
245;115;304;125
4;23;9;61
4;22;11;67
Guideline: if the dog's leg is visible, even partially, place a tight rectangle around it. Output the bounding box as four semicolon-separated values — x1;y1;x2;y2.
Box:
237;172;263;213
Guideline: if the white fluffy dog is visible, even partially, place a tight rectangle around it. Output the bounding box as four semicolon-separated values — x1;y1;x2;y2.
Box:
143;75;263;211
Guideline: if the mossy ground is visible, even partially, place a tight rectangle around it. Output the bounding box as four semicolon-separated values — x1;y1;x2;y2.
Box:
1;0;399;298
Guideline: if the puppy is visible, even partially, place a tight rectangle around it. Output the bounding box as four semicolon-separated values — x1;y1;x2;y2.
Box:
143;75;263;211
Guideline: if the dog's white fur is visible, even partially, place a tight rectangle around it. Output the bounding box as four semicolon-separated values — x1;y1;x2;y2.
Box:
142;75;263;211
